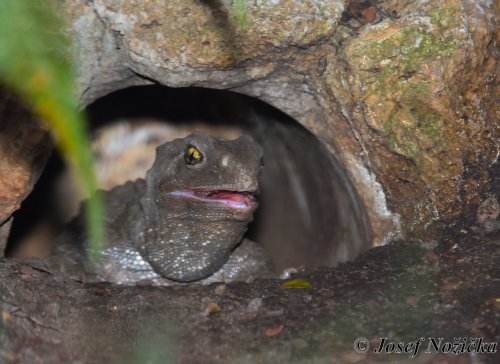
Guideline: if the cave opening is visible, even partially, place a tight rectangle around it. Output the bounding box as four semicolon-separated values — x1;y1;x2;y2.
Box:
7;85;371;271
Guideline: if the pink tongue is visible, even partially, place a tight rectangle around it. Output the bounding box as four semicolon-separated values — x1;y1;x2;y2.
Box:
212;191;249;203
169;190;256;209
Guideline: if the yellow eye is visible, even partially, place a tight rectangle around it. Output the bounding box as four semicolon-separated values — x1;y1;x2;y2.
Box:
184;144;204;165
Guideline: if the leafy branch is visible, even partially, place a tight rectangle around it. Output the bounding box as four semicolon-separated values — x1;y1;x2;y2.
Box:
0;0;103;260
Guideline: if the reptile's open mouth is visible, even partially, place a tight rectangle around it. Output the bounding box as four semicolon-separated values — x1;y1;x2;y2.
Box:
169;190;257;210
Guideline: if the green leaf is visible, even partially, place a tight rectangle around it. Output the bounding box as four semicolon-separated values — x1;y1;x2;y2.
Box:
281;279;312;289
0;0;103;261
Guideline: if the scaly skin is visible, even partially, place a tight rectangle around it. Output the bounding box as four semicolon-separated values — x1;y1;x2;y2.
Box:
50;133;275;285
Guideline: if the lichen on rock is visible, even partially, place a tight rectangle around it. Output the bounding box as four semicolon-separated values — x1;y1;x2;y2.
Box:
336;0;498;237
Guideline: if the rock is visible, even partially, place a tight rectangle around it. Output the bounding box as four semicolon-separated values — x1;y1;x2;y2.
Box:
0;88;52;255
0;218;12;256
246;297;262;313
337;0;499;239
480;220;500;235
60;0;498;245
477;196;500;224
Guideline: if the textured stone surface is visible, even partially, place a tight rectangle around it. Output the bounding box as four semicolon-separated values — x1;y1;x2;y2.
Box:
61;0;498;244
0;219;12;256
336;0;499;238
0;89;52;254
1;234;498;363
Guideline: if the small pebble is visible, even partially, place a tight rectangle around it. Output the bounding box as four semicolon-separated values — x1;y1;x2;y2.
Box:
246;298;262;312
477;196;500;223
107;304;119;312
280;267;298;279
481;220;500;234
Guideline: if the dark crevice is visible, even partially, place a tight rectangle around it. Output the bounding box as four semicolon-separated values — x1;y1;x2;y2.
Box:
8;85;372;270
5;151;65;257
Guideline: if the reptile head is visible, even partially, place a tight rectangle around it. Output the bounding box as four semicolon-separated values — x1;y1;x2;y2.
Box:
136;133;264;282
145;132;262;219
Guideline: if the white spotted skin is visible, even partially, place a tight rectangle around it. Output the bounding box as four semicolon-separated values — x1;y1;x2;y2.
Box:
95;239;274;286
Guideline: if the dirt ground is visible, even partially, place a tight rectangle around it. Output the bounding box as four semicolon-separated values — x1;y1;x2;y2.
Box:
1;231;499;363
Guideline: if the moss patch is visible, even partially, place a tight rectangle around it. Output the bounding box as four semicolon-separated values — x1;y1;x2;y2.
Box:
346;4;465;161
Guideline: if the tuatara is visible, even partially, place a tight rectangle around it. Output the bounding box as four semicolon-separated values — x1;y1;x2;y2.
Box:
50;133;274;285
